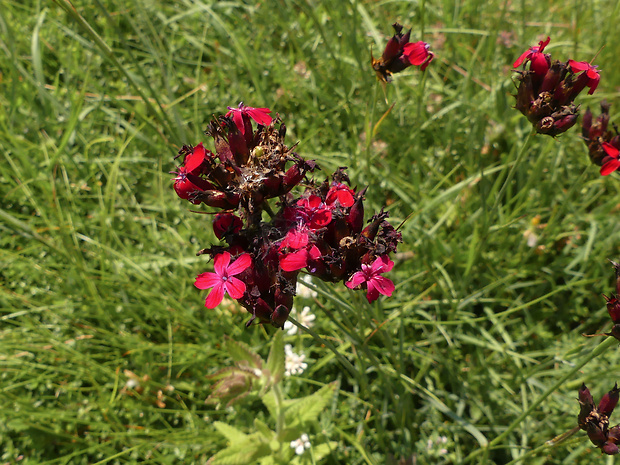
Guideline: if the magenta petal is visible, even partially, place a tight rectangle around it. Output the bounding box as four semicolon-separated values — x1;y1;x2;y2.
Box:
232;111;245;135
601;159;620;176
371;255;394;274
569;59;588;73
226;253;252;276
247;108;272;126
346;271;367;289
371;276;395;297
224;277;246;299
280;249;308;272
194;272;221;290
513;49;531;68
205;283;226;308
366;286;380;303
213;252;231;276
402;41;428;66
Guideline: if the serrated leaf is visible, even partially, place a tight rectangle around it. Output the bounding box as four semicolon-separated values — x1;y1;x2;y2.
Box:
261;390;277;418
266;330;284;384
311;442;339;461
208;432;271;465
284;382;338;427
253;418;275;440
213;421;248;443
224;336;263;369
207;442;260;465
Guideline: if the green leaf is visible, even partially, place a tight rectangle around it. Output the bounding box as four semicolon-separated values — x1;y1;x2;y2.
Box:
208;431;271;465
213;421;248;443
284;382;338;427
253;418;275;441
266;330;284;384
224;336;263;369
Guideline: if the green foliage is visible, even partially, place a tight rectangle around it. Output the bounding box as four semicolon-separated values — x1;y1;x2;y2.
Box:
2;0;620;463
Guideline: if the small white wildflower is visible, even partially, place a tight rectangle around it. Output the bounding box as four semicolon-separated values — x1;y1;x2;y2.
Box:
296;275;318;299
283;306;316;335
284;344;308;376
290;433;311;455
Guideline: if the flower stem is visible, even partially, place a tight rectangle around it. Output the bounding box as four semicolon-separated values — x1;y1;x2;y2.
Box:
465;336;616;463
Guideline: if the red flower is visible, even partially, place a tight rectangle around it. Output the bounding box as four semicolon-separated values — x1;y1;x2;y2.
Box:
226;103;272;135
279;245;321;272
513;36;550;76
296;195;332;229
402;41;434;71
280;224;310;250
326;183;355;208
195;252;252;308
601;143;620;176
346;255;395;302
568;60;600;95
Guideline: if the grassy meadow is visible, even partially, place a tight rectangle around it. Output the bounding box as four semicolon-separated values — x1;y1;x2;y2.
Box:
2;0;620;463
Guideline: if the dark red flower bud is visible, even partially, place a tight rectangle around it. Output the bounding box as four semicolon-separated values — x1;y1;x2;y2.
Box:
598;384;620;416
270;304;290;329
602;442;620;455
347;188;366;233
586;422;607;446
213;213;243;240
578;383;595;428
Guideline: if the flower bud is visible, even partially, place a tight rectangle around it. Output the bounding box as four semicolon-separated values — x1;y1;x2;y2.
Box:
599;384;620;416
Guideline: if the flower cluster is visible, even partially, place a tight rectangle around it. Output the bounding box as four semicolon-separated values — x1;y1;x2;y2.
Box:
372;23;434;82
604;260;620;341
513;37;600;136
173;103;401;328
582;101;620;176
578;383;620;455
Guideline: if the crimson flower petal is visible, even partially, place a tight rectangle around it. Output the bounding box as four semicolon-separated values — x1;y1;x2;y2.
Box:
346;270;367;289
370;276;395;297
603;142;619;158
226;253;252;276
246;107;272;126
194;272;221;290
184;143;206;174
205;283;226;308
402;41;430;66
280;249;308;272
601;159;620;176
224;276;246;299
213;252;231;276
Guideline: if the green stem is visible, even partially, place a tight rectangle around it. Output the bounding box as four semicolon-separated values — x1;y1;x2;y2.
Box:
465;336;616;463
490;128;535;215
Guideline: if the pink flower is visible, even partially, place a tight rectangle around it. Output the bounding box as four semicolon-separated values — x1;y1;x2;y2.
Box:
601;142;620;176
568;60;600;95
346;255;395;303
513;36;550;76
402;41;434;71
226;103;272;135
195;252;252;308
280;224;310;250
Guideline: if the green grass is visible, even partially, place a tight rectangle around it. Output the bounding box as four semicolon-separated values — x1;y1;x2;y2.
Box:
2;0;620;463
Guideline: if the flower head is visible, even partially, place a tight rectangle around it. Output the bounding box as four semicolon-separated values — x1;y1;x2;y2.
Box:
568;60;600;95
372;23;434;82
512;36;602;137
290;433;311;455
195;252;252;308
513;36;550;76
346;255;395;302
578;383;620;455
226;103;272;135
284;344;308;376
